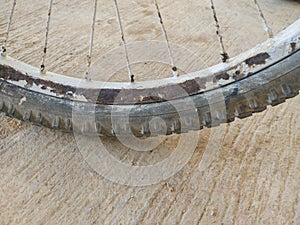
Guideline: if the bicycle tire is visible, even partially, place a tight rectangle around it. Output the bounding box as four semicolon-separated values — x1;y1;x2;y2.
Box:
0;19;299;136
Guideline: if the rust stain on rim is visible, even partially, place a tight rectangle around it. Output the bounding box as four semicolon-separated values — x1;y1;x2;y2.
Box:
0;51;272;105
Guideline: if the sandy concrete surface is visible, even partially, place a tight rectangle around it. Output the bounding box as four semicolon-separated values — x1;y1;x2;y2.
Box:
1;0;300;224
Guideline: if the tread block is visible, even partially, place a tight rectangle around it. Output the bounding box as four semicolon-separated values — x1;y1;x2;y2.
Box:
7;102;14;115
22;111;31;121
268;89;279;104
215;110;227;122
203;112;212;126
51;117;60;129
65;119;72;131
171;119;181;134
35;112;42;124
234;103;252;118
95;122;102;134
281;84;293;97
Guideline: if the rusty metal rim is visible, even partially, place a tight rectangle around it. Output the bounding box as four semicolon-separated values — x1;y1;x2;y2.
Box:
0;19;299;105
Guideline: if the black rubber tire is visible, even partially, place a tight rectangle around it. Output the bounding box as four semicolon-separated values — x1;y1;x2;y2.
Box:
0;49;299;137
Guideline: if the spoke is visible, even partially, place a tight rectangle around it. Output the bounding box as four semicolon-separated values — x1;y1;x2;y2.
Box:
113;0;134;83
85;0;98;81
40;0;54;73
209;0;229;63
1;0;17;57
153;0;178;77
253;0;273;38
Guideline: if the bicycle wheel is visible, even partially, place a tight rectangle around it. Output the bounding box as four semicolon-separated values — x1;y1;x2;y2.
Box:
0;0;299;136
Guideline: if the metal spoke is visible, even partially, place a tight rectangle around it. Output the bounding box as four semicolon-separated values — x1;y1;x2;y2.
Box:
153;0;178;77
253;0;273;38
113;0;134;82
1;0;17;57
85;0;98;81
209;0;229;63
40;0;54;73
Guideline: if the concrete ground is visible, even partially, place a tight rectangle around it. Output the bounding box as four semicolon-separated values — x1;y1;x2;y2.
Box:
0;0;300;224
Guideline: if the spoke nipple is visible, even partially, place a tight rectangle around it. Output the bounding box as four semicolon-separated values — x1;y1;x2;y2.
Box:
1;47;7;57
172;67;178;77
40;64;45;73
221;53;229;63
131;75;135;83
